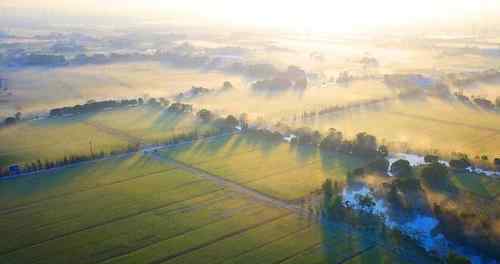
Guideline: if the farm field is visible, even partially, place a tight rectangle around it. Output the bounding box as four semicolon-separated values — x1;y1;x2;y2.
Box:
0;105;215;167
85;105;217;144
0;153;438;264
1;62;246;115
159;133;370;201
298;98;500;158
450;172;500;199
0;115;129;167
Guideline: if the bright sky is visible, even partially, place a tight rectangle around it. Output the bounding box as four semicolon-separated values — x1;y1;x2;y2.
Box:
2;0;500;32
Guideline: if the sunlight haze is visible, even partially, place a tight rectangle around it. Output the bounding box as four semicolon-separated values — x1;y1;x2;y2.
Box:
1;1;500;264
3;0;500;32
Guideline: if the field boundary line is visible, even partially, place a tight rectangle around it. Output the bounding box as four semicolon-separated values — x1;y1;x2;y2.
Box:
147;212;293;264
95;206;281;264
0;167;179;216
54;201;261;264
336;244;377;264
273;241;323;264
210;223;316;264
148;152;303;214
0;185;225;256
0;131;239;181
83;120;144;145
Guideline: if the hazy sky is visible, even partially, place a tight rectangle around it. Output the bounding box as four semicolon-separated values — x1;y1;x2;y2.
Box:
2;0;500;32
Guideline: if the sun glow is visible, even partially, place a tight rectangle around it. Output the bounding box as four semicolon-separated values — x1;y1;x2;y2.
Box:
2;0;499;32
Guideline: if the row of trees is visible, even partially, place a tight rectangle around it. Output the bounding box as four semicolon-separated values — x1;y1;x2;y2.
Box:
195;108;243;132
49;98;171;117
289;127;387;158
0;144;139;177
289;97;391;122
455;93;500;111
0;105;248;176
0;122;233;177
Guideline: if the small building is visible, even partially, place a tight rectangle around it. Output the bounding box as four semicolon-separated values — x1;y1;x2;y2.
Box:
8;164;21;175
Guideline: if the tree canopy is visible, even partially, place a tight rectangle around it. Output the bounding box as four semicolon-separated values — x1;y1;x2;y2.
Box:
421;162;449;189
390;159;413;177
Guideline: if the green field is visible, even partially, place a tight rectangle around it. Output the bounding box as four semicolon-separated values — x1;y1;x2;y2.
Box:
0;116;129;167
86;105;216;144
0;153;436;264
299;98;500;159
450;172;500;199
412;164;500;200
0;106;216;167
159;133;370;201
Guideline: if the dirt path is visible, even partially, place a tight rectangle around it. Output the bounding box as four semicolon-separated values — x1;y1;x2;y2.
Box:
147;152;305;215
83;120;144;145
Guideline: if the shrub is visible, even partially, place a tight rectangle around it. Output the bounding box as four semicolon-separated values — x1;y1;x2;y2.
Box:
424;155;439;163
390;159;412;177
449;158;471;170
421;162;449;189
367;158;389;173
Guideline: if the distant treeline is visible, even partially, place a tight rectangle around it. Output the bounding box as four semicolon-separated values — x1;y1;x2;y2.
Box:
252;122;387;161
288;97;392;122
49;99;142;117
1;52;154;67
447;69;500;87
48;98;195;118
455;93;500;111
0;106;244;178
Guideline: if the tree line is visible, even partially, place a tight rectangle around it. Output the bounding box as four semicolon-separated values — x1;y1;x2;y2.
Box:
0;125;230;178
1;106;245;177
49;97;172;117
454;92;500;111
288;97;392;122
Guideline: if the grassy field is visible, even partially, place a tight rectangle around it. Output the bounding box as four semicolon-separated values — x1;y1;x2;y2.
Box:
1;62;246;116
0;105;216;167
86;105;216;144
449;172;500;199
0;153;437;264
299;98;500;159
0;116;129;167
159;133;370;201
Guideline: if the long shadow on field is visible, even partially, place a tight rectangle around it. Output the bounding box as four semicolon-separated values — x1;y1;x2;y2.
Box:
319;218;376;264
293;144;318;164
242;132;281;155
165;133;235;163
149;109;189;131
30;108;109;128
0;154;154;210
319;150;369;185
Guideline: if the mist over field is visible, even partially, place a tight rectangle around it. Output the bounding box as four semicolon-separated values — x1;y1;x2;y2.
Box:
1;2;500;264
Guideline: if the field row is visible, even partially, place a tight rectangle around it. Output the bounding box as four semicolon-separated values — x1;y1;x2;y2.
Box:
0;153;439;264
0;106;216;167
162;133;500;203
161;133;369;201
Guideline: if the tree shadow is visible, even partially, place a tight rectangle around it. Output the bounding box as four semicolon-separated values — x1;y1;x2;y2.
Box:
293;144;318;164
241;132;282;155
149;108;188;131
319;150;368;185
